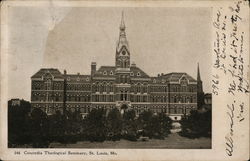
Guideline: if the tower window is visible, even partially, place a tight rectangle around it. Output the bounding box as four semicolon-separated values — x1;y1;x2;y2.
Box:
110;71;113;75
103;71;107;75
137;72;141;76
122;50;126;55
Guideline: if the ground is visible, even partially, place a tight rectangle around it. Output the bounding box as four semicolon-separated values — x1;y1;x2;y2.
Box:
49;133;211;149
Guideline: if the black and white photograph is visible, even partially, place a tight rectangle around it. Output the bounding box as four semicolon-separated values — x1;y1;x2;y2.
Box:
7;7;212;149
0;1;249;161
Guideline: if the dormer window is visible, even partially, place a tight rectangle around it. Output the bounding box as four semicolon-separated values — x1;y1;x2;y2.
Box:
77;77;80;81
67;77;71;81
130;72;134;76
162;79;165;83
137;72;141;76
110;71;113;75
180;76;188;86
86;77;89;81
153;79;156;83
103;71;107;75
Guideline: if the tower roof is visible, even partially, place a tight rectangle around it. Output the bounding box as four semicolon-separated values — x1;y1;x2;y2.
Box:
116;12;129;53
197;63;201;81
120;11;125;31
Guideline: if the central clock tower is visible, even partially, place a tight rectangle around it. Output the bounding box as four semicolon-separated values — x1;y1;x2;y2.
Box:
115;12;130;69
115;12;132;111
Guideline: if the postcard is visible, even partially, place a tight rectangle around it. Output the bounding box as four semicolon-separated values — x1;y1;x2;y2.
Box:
0;0;249;160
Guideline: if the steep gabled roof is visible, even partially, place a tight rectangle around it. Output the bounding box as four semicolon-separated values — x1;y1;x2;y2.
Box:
93;66;116;78
162;72;196;83
64;74;91;83
31;68;63;79
130;66;150;78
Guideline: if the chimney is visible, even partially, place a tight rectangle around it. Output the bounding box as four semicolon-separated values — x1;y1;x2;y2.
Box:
91;62;96;76
158;74;160;77
161;73;164;76
64;70;67;75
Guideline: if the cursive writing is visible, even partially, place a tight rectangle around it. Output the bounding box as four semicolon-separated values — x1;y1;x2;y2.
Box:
212;1;249;157
225;102;234;156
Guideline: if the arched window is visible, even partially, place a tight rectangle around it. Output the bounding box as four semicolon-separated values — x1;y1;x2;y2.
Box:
100;85;104;92
174;96;177;103
174;106;177;114
124;75;127;83
103;82;107;92
190;96;193;103
185;96;187;103
45;79;52;90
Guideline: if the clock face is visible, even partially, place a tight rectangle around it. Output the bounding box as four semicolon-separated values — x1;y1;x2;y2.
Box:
122;50;126;55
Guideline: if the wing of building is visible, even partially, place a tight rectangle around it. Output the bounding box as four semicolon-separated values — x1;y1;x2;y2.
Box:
31;14;203;121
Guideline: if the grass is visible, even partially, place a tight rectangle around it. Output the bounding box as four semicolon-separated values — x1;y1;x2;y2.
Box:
49;133;211;149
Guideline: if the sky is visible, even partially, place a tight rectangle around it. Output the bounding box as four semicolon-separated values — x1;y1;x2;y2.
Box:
7;6;212;101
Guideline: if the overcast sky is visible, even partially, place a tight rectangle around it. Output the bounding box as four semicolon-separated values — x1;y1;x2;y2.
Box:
7;7;212;101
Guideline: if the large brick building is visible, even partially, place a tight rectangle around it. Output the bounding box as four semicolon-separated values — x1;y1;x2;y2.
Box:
31;14;203;120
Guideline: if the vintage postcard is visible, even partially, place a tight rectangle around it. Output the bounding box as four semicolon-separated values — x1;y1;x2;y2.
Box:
0;0;249;161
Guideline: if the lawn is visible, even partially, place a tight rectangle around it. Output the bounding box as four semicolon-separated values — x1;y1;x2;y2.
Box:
49;133;211;149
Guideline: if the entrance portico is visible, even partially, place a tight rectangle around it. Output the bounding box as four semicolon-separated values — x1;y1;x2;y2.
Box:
116;101;131;114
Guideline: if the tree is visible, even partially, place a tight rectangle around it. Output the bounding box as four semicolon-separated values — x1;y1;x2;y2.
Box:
8;100;31;147
47;110;66;143
138;110;153;138
85;108;107;142
30;108;49;147
180;109;211;138
64;109;82;135
122;109;138;141
106;108;123;140
123;109;136;121
155;112;172;138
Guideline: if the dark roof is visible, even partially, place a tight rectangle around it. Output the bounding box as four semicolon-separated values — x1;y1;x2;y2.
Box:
93;66;116;78
93;65;150;79
65;74;91;83
31;68;63;79
130;66;150;78
151;72;196;83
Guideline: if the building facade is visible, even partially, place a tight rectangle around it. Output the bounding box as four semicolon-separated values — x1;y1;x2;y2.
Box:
31;15;203;120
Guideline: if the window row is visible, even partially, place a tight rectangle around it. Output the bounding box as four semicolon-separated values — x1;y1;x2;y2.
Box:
149;86;168;93
31;95;63;102
171;96;196;103
67;95;91;102
150;96;168;102
92;95;115;102
130;85;148;93
32;81;63;90
130;95;148;102
170;86;196;92
92;85;114;92
66;84;91;91
117;75;130;84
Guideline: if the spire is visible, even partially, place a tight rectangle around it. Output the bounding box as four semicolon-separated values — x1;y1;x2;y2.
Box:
120;11;125;31
115;12;130;68
116;12;129;52
197;63;201;81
